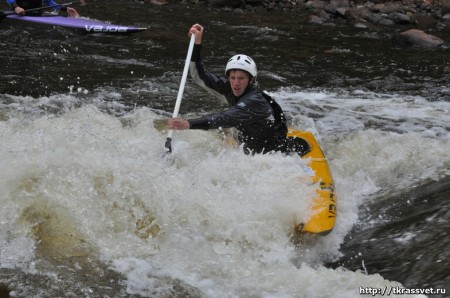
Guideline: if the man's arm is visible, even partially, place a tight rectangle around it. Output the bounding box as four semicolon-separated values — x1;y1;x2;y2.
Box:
189;44;230;105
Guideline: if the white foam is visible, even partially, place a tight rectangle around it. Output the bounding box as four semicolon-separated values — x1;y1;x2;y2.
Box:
1;87;446;296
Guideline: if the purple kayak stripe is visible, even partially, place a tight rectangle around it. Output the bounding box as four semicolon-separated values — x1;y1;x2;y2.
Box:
4;15;147;33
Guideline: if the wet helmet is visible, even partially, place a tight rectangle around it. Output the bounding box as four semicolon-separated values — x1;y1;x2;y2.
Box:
225;54;257;78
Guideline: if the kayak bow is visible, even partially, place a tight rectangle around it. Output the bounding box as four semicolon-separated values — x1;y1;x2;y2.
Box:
1;14;147;34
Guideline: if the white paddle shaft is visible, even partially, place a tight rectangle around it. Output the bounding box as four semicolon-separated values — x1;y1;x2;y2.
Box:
167;34;196;140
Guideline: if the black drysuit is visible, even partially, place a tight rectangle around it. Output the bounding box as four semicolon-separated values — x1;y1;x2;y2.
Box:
187;44;309;156
6;0;66;13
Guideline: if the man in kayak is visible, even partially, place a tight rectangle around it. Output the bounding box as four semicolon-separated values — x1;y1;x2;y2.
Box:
168;23;310;156
5;0;79;17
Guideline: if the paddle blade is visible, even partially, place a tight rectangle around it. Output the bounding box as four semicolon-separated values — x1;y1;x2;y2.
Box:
0;10;14;19
165;137;172;153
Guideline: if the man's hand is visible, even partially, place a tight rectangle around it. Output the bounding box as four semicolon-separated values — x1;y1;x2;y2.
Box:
14;6;25;15
67;7;79;17
189;23;203;45
168;118;190;130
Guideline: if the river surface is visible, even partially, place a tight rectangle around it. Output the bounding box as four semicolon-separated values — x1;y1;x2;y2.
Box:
1;0;449;297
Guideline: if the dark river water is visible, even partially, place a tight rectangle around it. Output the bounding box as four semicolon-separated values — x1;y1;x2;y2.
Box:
1;0;449;297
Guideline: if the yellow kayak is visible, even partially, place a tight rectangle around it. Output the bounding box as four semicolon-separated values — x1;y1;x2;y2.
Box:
216;126;337;235
288;129;336;235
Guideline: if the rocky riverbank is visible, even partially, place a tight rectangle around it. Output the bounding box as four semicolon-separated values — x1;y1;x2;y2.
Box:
183;0;450;27
153;0;450;47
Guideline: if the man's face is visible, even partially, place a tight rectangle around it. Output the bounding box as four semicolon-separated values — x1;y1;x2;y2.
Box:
228;70;250;97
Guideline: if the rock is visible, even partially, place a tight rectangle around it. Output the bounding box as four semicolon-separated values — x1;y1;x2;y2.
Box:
315;8;332;21
207;0;244;7
392;29;444;48
344;6;377;23
305;0;326;9
387;12;413;24
380;2;401;14
370;4;384;13
245;0;264;4
344;8;359;21
335;7;349;17
442;0;450;15
181;0;450;30
324;0;349;14
357;6;378;22
354;22;368;29
147;0;169;5
415;14;439;27
308;14;324;24
377;18;395;26
442;13;450;24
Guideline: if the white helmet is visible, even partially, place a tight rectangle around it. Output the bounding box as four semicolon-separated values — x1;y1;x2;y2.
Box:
225;54;257;78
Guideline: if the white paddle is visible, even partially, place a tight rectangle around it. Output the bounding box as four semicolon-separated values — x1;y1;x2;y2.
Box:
165;33;196;153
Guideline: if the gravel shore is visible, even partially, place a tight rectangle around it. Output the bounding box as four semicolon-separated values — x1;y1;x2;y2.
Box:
165;0;450;30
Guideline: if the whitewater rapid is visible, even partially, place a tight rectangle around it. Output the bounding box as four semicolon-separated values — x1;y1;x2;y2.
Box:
1;87;448;297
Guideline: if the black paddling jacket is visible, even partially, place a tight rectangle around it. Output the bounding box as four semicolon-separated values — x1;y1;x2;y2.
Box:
188;44;288;154
6;0;67;11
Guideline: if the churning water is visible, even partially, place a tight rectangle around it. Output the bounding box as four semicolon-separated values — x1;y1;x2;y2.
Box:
1;1;449;297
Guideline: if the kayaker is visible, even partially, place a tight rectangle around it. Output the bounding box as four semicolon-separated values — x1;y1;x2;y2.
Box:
5;0;79;17
168;23;310;156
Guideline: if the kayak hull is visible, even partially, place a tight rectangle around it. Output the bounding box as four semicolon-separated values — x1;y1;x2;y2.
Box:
288;129;337;235
2;14;147;34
